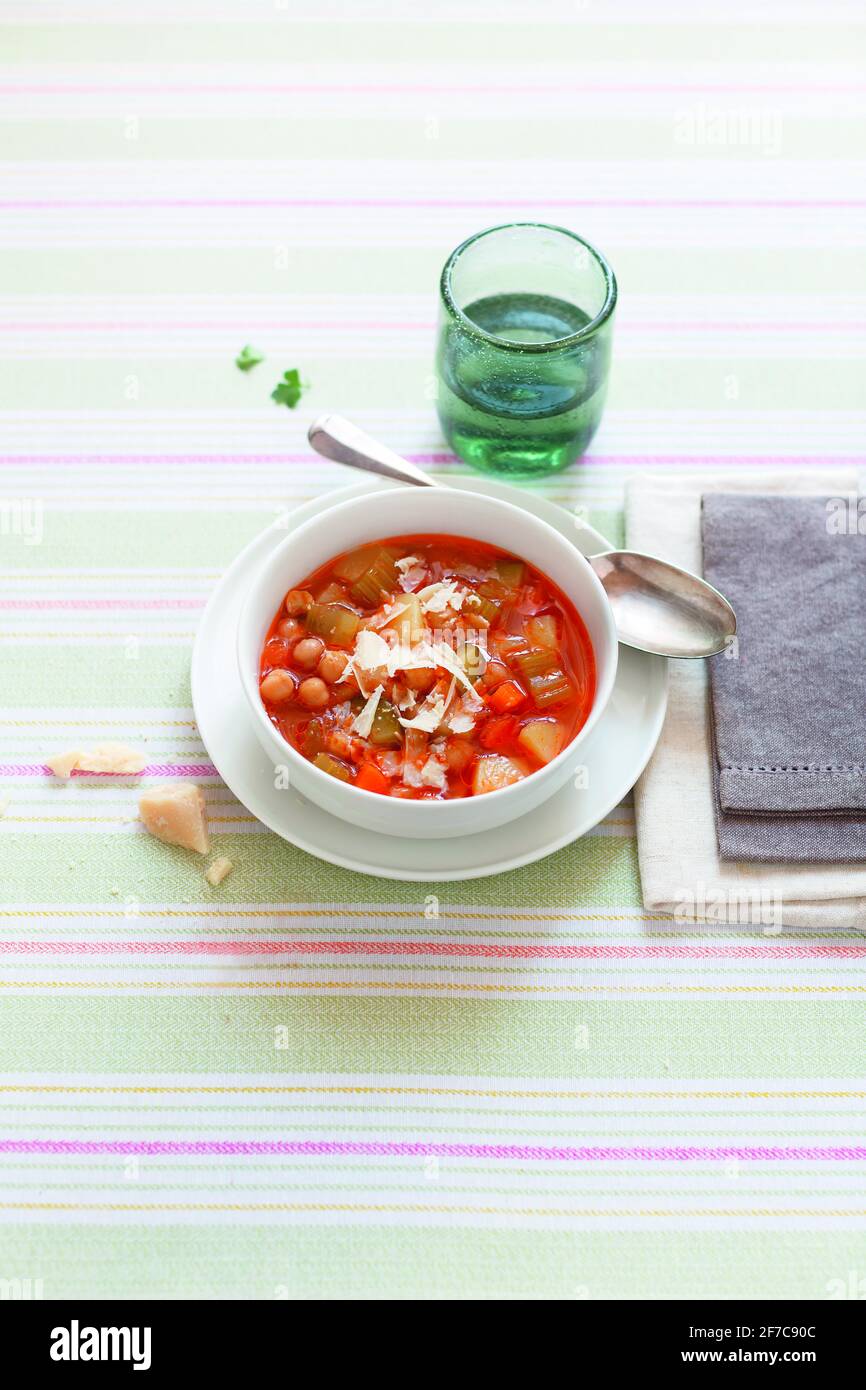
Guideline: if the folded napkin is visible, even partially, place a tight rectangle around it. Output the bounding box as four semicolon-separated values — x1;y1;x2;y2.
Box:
701;493;866;863
626;468;866;930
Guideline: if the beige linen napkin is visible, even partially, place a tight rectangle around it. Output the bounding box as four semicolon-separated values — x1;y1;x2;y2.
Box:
626;468;866;930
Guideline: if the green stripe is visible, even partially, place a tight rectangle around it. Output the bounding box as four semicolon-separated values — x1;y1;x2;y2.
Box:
2;249;863;297
2;357;862;411
3;116;860;161
0;998;860;1074
0;832;640;906
0;644;191;705
0;512;268;572
1;1225;862;1298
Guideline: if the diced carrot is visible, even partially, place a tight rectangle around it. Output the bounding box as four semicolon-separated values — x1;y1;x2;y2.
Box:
488;680;526;713
479;715;520;751
356;763;391;795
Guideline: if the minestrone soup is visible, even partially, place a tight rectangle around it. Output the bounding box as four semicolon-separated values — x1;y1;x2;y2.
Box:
259;534;596;799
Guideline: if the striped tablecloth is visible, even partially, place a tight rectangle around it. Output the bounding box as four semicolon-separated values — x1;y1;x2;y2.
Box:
1;2;864;1300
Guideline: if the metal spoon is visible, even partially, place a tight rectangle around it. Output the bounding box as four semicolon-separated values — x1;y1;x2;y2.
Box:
307;413;736;659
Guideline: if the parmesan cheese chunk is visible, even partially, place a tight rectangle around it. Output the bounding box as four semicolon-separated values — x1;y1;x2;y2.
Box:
47;743;148;778
46;749;84;779
77;743;148;775
205;856;233;887
139;783;209;855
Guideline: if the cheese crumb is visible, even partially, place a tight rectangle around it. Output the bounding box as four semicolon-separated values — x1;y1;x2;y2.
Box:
139;783;209;855
47;749;84;779
205;856;233;887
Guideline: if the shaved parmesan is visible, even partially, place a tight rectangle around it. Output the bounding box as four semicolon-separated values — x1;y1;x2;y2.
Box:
352;629;390;671
351;684;384;738
447;710;477;735
395;555;420;573
398;676;456;732
419;582;466;615
398;565;427;592
420;756;448;789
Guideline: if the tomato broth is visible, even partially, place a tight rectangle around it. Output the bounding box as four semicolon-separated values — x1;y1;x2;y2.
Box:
258;533;596;800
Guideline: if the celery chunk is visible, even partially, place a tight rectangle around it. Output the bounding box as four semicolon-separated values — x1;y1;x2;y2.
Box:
305;603;362;647
351;550;399;606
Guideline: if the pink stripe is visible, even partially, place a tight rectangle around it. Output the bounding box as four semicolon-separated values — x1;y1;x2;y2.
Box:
0;764;217;778
2;82;862;96
2;940;864;960
1;197;864;210
0;452;451;466
0;598;204;610
0;453;861;469
0;1139;863;1161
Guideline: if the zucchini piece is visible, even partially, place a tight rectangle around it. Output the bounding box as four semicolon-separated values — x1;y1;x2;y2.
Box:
496;556;526;587
301;719;327;758
313;751;354;782
368;697;402;747
305;603;362;647
351;549;399;606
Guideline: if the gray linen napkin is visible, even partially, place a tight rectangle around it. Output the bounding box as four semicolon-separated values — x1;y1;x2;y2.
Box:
701;493;866;863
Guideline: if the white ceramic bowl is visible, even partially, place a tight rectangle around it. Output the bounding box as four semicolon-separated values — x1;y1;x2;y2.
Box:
237;486;617;839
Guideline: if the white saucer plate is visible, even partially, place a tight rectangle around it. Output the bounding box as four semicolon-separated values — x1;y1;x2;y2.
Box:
191;477;667;882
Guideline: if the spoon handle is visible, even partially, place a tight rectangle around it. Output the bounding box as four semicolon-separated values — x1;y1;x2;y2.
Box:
308;413;439;489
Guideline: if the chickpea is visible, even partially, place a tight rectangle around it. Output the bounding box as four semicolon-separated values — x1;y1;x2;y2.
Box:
260;669;296;706
405;667;437;694
335;669;360;697
317;649;349;684
284;588;313;617
277;617;303;641
297;676;330;711
292;636;325;670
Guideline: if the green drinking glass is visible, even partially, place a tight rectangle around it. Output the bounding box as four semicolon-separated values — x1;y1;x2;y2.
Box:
435;222;617;479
